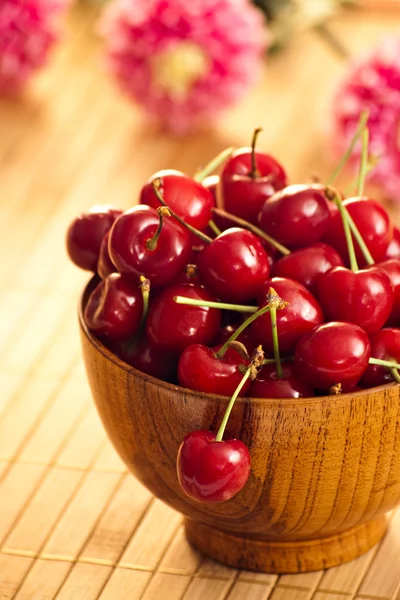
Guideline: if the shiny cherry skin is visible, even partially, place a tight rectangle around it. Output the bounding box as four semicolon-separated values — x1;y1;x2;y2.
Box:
324;197;393;266
258;184;331;250
221;148;287;224
177;429;251;503
361;328;400;388
272;242;344;294
66;205;122;271
197;228;270;303
178;344;250;396
140;170;214;232
294;322;371;392
378;258;400;325
146;283;221;353
250;277;324;353
383;226;400;260
201;174;219;205
97;231;116;280
249;362;314;398
108;205;191;288
84;273;143;341
316;265;393;334
115;335;179;383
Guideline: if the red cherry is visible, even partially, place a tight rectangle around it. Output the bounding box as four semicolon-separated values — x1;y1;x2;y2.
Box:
211;324;256;355
221;147;287;225
97;231;116;280
115;335;179;383
249;362;314;398
361;328;400;388
324;197;393;266
201;174;219;205
250;277;324;353
178;344;250;396
84;273;143;341
272;242;344;294
258;185;331;250
108;205;191;288
197;228;270;303
140;170;214;232
378;258;400;325
383;227;400;260
66;206;122;271
146;283;221;353
177;430;250;503
294;322;371;391
316;266;393;334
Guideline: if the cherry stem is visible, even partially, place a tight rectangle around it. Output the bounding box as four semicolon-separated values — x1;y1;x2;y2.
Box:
369;357;400;372
326;187;358;272
215;346;264;442
152;179;212;244
267;287;285;379
390;368;400;384
212;207;291;256
357;128;369;197
139;276;150;327
251;127;262;178
327;109;369;186
194;147;235;183
208;219;221;236
145;207;170;251
344;157;378;195
174;296;257;313
216;304;271;359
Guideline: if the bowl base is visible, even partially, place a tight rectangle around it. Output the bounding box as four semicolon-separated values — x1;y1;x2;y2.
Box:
184;515;388;573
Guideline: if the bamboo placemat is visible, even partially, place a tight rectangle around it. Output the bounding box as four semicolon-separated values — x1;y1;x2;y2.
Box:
1;4;400;599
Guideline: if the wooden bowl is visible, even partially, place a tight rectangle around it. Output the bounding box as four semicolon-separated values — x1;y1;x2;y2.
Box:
79;279;400;574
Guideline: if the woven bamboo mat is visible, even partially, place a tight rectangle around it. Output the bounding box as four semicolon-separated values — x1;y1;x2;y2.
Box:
2;4;400;599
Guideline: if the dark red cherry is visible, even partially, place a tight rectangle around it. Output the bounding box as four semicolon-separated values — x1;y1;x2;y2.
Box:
146;283;221;353
250;277;324;353
140;170;214;232
84;273;143;341
294;322;371;391
378;258;400;326
324;197;393;266
221;148;287;225
108;205;191;288
177;430;250;503
316;266;393;334
197;228;270;303
115;335;179;382
178;344;250;396
97;231;116;280
361;328;400;388
258;185;331;249
272;242;344;294
211;325;256;355
249;362;314;398
383;227;400;260
66;206;122;271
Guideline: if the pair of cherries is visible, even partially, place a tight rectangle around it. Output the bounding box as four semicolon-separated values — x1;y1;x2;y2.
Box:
67;122;400;504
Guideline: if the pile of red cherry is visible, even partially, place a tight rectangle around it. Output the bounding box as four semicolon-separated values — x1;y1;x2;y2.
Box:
67;124;400;504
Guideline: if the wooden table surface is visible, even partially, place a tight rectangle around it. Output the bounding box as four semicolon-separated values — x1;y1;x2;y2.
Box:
1;4;400;599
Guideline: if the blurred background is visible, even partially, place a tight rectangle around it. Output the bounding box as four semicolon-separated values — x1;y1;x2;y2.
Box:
2;1;400;599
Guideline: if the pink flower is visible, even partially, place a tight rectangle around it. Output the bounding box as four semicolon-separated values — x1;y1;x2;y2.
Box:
0;0;69;94
332;36;400;202
100;0;269;134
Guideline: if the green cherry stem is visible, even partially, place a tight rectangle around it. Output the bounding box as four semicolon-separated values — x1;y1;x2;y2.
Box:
174;296;257;313
145;207;170;251
216;304;272;359
139;276;150;327
212;207;291;256
327;109;369;186
391;368;400;384
208;219;222;236
357;128;369;197
267;288;286;379
215;346;264;442
326;187;358;272
152;179;212;244
194;147;235;183
369;357;400;372
251;127;263;178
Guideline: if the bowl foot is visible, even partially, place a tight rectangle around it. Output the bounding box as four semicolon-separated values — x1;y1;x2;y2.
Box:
184;515;388;573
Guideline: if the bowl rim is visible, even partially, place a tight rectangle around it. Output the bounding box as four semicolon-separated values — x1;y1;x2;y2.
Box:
79;276;398;408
